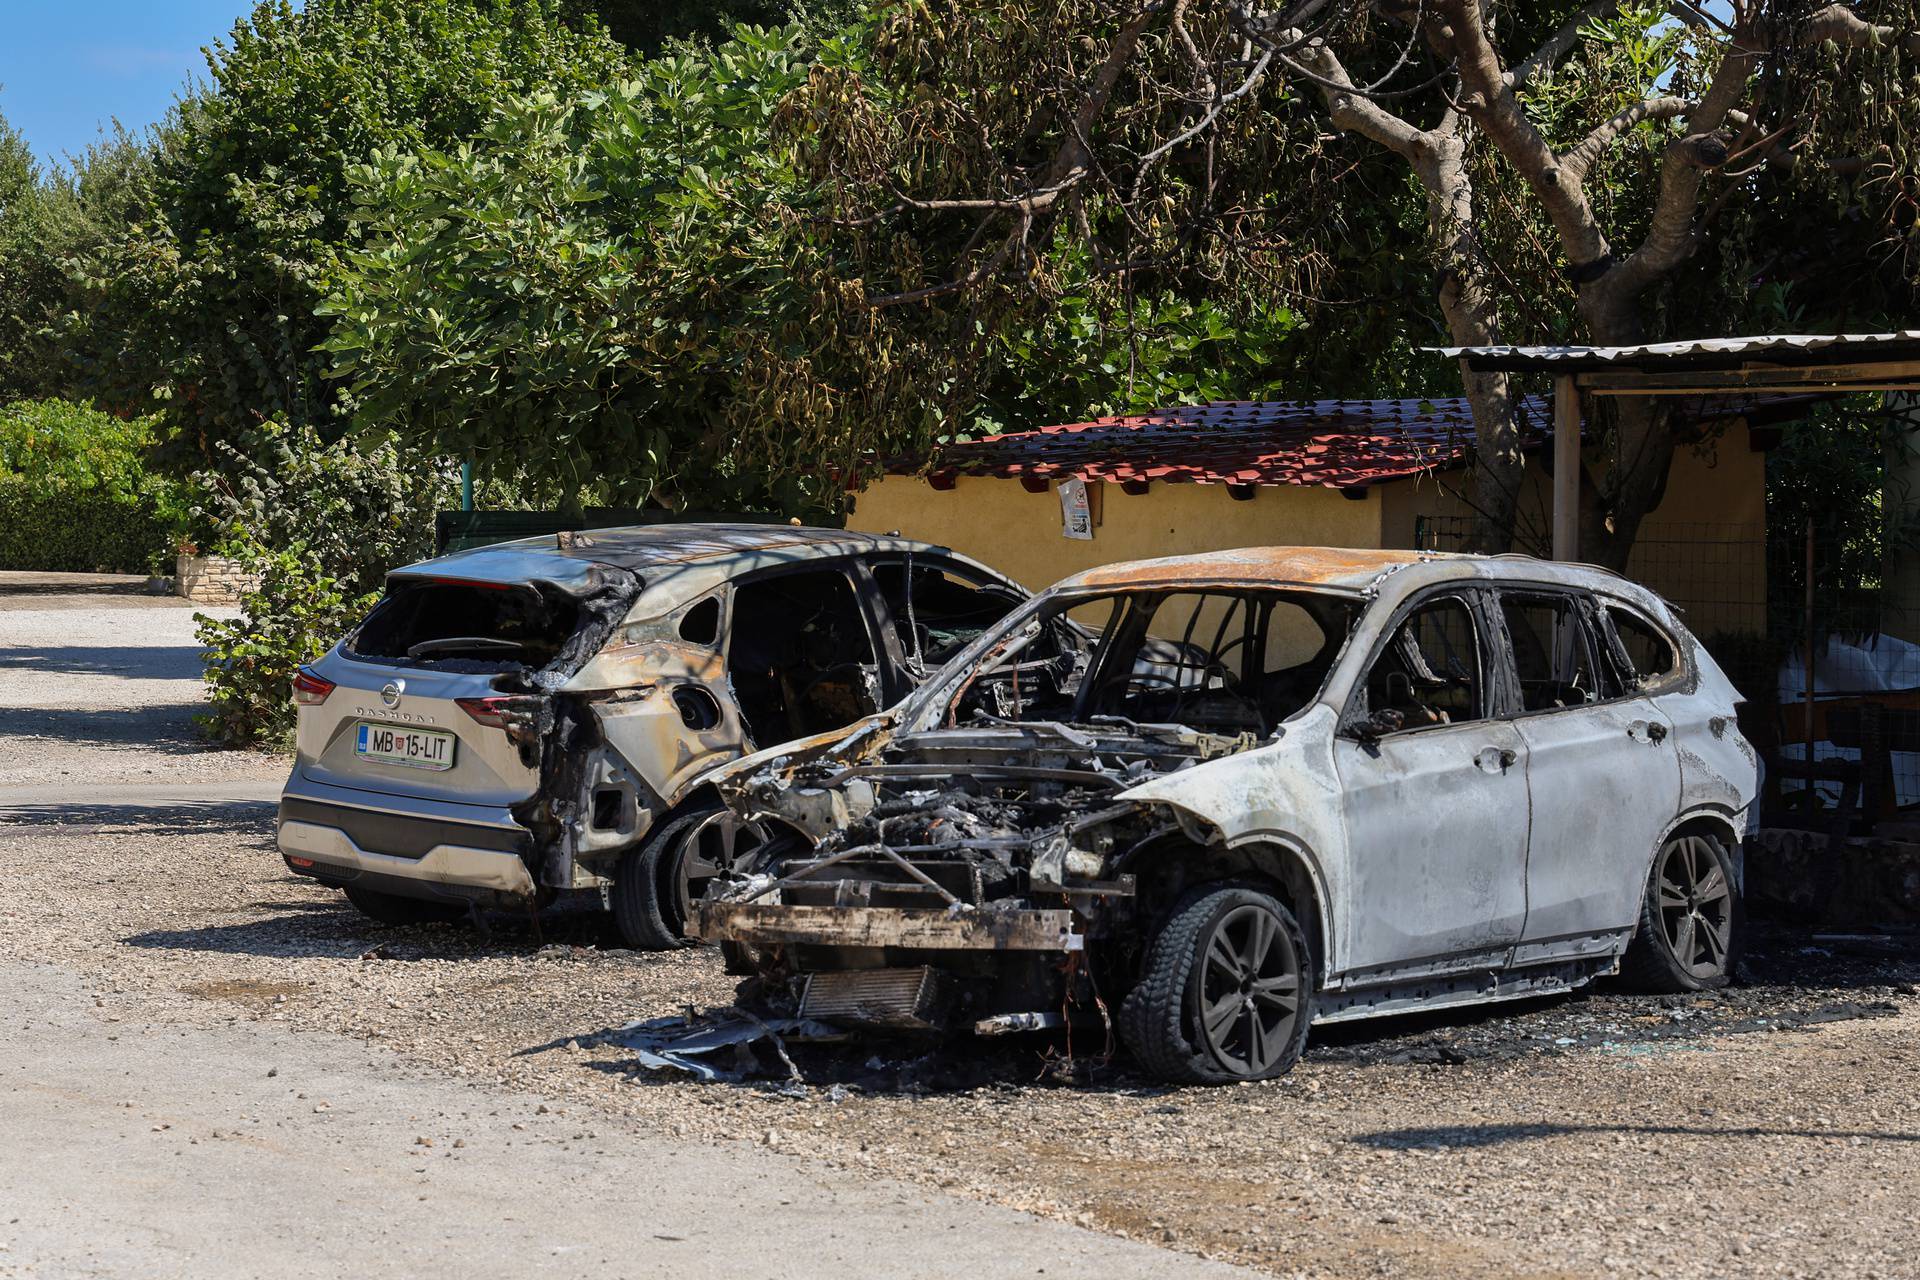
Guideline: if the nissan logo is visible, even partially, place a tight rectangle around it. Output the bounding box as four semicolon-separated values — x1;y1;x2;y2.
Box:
380;680;405;708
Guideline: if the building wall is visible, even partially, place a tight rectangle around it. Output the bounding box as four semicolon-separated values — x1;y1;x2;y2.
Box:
847;475;1383;592
850;419;1768;632
1379;419;1770;633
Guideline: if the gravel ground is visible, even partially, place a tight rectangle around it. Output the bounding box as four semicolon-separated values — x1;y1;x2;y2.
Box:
5;588;1919;1279
0;579;286;791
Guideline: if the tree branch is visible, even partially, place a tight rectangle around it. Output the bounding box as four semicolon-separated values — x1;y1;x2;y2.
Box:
1564;96;1694;180
1508;0;1619;89
1801;4;1920;56
1432;0;1608;267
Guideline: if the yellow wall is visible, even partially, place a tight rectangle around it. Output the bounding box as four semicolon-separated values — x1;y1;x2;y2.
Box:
848;475;1382;593
851;420;1768;630
1379;418;1769;632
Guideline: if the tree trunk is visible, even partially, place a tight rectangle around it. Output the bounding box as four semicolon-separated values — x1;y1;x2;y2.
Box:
1419;133;1525;556
1575;284;1676;572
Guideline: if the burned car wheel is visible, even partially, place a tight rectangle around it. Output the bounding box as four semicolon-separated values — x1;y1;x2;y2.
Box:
612;808;713;950
1120;884;1312;1084
1620;831;1741;992
612;808;772;950
341;884;466;928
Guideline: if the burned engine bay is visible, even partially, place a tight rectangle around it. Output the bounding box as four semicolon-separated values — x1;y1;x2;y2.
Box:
698;720;1259;1029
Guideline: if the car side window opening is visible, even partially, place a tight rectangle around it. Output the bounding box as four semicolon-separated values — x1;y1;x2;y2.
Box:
1500;592;1601;711
1604;603;1680;689
677;595;721;646
871;559;1023;673
944;589;1355;736
727;570;878;746
1354;595;1483;733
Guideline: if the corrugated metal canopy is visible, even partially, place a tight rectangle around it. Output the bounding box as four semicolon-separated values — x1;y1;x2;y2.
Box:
1437;331;1920;374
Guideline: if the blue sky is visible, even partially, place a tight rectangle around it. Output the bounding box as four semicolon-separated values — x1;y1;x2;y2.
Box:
2;2;270;170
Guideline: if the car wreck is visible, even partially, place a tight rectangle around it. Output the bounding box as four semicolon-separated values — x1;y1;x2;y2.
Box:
273;524;1027;946
693;547;1760;1083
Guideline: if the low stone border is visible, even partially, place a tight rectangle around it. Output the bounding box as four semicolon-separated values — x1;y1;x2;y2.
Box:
175;553;259;605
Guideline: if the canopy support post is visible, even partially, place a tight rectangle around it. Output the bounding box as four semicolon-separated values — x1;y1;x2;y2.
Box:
1552;374;1580;562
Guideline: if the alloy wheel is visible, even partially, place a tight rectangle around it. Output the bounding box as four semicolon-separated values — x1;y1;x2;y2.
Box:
1196;902;1304;1077
1655;835;1734;978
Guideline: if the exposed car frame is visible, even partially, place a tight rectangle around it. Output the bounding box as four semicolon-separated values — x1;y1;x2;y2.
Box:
692;547;1759;1082
274;524;1029;945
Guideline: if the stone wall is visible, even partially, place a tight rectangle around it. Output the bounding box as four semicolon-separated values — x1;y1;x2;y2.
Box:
175;553;260;605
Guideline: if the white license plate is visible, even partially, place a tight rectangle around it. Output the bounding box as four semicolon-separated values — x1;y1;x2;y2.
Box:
355;722;456;771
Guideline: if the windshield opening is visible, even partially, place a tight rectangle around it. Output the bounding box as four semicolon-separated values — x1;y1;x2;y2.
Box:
925;586;1358;736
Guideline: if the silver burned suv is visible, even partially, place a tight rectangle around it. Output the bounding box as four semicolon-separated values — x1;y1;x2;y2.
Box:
275;524;1027;946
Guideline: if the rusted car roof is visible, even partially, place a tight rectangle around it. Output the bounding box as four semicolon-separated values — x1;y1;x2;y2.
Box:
389;523;952;593
1059;546;1444;592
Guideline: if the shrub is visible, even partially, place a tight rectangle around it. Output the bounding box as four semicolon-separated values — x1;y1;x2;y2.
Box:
191;422;453;747
0;398;180;573
196;545;380;748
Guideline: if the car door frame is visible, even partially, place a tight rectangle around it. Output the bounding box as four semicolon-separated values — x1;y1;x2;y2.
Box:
849;551;1030;700
1483;580;1683;962
720;555;896;740
1330;582;1534;981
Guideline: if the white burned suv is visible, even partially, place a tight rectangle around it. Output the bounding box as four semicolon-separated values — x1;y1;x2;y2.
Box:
693;548;1759;1084
275;524;1026;946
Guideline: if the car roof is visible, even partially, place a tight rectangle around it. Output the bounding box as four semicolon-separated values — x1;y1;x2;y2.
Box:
1057;547;1441;594
385;522;995;604
1051;546;1655;604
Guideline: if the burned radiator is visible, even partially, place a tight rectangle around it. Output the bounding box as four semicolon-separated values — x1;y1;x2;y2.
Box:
798;967;951;1030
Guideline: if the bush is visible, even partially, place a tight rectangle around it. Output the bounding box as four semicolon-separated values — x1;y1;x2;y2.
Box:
192;422;453;748
196;546;380;748
0;398;180;573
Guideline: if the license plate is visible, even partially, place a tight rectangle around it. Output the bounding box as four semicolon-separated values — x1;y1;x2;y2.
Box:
355;722;456;771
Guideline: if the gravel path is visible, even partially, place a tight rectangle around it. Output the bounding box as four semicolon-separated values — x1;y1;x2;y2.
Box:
4;588;1918;1279
0;577;286;792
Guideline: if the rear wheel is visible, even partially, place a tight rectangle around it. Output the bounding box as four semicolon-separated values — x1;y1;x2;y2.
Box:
611;807;772;950
341;884;466;927
1119;883;1312;1084
1620;830;1741;992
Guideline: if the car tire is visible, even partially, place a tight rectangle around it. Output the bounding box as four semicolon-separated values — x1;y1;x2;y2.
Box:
610;807;714;950
1619;829;1742;993
1118;882;1313;1085
341;884;466;927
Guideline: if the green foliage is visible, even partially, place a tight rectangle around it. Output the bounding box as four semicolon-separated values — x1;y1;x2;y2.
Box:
190;421;454;595
568;0;857;53
196;547;380;748
189;422;452;747
0;399;179;572
69;0;629;472
0;105;158;403
327;24;948;516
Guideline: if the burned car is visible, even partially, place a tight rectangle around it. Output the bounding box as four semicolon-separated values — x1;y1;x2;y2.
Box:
692;548;1759;1084
274;524;1026;946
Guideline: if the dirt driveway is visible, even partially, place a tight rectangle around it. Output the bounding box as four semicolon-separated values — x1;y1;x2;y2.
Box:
4;579;1918;1279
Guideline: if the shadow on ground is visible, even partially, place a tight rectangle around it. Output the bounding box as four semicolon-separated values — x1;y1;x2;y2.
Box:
1353;1120;1920;1149
0;799;278;837
0;645;209;680
2;708;230;756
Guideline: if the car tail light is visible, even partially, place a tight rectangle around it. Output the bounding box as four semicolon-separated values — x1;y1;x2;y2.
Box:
291;667;335;706
456;696;514;728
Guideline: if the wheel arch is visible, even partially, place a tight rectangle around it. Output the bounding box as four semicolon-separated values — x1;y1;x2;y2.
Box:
1654;806;1747;893
1124;827;1334;990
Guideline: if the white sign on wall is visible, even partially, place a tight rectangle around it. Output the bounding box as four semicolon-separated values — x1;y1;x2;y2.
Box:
1058;477;1094;540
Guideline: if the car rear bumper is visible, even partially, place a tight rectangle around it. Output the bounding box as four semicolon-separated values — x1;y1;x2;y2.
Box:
276;779;536;898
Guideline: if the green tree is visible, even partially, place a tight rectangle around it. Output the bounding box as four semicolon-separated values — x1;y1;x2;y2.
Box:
325;25;951;517
68;0;628;471
801;1;1920;566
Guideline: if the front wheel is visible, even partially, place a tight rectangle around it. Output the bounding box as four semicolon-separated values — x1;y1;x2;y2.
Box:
1620;830;1742;992
1119;883;1313;1084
